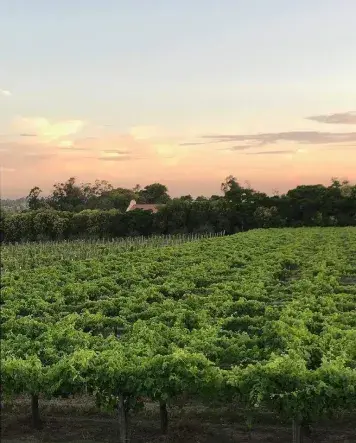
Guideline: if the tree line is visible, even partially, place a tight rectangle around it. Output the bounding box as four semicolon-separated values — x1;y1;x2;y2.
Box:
1;176;355;243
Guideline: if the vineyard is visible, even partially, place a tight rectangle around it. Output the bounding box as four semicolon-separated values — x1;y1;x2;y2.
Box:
1;227;356;443
1;231;225;272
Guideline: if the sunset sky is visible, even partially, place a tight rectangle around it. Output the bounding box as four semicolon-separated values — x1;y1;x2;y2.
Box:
1;0;355;198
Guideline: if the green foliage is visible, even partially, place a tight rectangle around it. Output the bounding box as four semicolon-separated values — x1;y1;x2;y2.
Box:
1;227;356;433
137;182;171;204
2;176;356;243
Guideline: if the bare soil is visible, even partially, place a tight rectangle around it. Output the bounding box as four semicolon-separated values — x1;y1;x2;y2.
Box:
1;396;355;443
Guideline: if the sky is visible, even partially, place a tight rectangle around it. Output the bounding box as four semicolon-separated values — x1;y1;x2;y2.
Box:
1;0;355;198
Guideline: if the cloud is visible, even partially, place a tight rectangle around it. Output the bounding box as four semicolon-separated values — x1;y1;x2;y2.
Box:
307;112;356;125
98;155;133;162
154;143;178;159
245;150;295;155
129;126;161;140
6;121;180;166
221;144;258;151
99;148;133;159
180;141;215;146
57;140;74;148
56;140;91;151
102;149;130;154
323;143;356;151
97;147;137;162
13;117;86;142
59;146;90;151
0;167;15;173
184;130;356;148
1;89;12;97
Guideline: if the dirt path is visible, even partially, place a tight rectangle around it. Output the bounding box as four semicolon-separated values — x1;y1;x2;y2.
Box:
2;397;356;443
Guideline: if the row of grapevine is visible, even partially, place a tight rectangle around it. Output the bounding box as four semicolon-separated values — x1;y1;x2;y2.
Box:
1;227;355;442
1;231;225;272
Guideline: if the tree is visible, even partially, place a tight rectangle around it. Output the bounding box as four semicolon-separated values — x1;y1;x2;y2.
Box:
285;185;328;226
27;187;44;210
81;180;113;204
48;177;84;211
6;175;356;243
105;188;138;212
209;195;223;201
138;183;170;204
221;175;245;205
42;178;136;212
178;195;193;202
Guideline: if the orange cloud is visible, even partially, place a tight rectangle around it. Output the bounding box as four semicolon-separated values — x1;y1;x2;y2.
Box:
12;117;86;142
1;118;355;198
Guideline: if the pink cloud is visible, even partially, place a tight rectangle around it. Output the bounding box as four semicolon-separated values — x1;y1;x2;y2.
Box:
1;123;355;198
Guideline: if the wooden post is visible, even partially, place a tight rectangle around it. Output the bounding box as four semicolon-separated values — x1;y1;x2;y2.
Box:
292;419;303;443
31;394;42;429
159;401;168;434
118;395;129;443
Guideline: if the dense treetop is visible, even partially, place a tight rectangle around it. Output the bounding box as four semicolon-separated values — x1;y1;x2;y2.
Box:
1;176;355;243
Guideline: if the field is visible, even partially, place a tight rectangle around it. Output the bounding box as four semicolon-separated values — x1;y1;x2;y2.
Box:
1;227;356;443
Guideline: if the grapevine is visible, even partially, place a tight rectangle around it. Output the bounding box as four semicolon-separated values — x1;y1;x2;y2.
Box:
1;227;355;442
